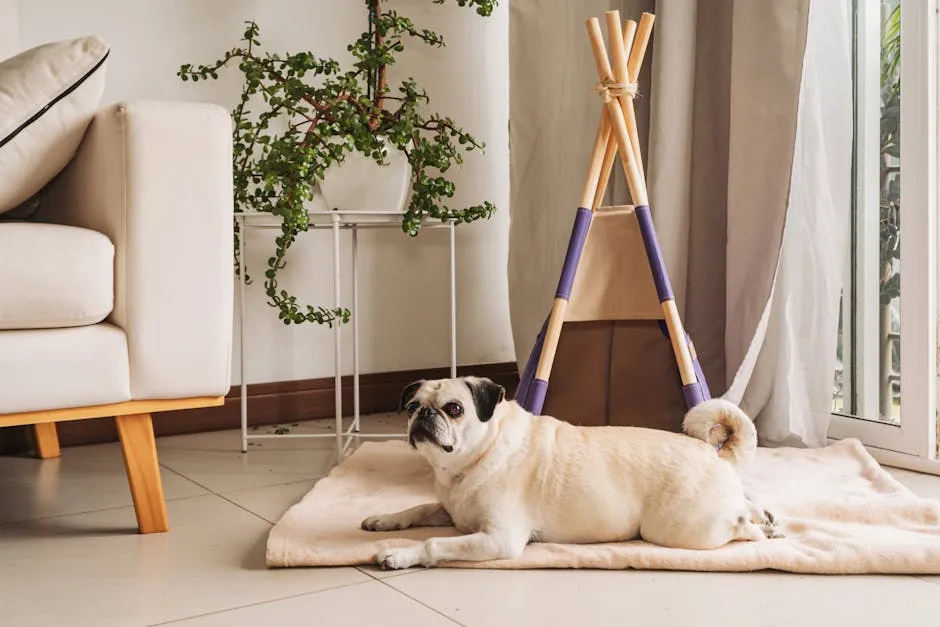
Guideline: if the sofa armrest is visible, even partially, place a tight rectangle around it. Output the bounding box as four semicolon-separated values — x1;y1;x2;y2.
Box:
40;100;234;400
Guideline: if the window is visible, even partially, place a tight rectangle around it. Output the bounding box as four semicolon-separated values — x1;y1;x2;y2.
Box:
831;0;938;465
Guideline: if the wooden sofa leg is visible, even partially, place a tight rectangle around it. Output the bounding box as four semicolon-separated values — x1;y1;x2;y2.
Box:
115;413;169;534
31;423;61;459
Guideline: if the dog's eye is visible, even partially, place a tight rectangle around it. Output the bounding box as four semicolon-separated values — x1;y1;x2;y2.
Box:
442;402;463;418
406;401;419;414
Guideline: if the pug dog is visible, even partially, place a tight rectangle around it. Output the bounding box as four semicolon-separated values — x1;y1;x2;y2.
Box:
361;376;780;570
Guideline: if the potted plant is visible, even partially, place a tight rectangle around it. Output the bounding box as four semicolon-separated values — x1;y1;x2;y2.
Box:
178;0;499;327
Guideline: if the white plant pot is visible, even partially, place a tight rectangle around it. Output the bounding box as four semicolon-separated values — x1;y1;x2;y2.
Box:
319;138;411;213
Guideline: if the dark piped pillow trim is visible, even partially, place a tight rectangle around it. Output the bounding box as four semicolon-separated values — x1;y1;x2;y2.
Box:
0;48;110;150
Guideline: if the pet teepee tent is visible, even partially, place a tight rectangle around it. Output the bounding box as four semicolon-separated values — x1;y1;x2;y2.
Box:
515;10;711;432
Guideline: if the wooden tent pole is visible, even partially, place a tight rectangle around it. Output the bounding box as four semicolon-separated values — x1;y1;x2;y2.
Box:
587;13;698;387
531;99;613;387
593;14;656;209
523;17;645;413
593;18;638;210
586;17;646;205
624;12;654;184
521;10;707;415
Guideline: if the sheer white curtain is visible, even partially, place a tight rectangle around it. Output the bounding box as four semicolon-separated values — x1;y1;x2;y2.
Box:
724;0;853;447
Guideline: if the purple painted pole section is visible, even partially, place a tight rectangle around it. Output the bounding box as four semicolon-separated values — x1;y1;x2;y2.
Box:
636;204;710;409
689;337;712;402
518;207;593;416
680;331;712;403
515;316;547;406
682;383;707;408
556;208;593;299
526;379;548;416
633;205;674;302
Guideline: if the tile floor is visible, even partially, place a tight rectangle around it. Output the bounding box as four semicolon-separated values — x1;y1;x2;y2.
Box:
2;413;940;626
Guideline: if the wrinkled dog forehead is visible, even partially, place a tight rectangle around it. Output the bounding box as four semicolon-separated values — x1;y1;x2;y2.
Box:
399;378;467;411
400;377;506;423
417;379;470;403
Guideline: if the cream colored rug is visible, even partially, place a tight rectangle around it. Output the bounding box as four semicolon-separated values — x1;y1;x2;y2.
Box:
266;438;940;574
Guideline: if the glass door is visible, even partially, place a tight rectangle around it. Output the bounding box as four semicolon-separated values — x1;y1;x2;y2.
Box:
829;0;937;458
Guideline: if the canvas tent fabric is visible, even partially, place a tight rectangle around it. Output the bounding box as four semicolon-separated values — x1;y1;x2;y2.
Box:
516;205;708;430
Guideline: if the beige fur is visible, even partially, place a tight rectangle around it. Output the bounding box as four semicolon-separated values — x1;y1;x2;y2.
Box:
362;376;780;570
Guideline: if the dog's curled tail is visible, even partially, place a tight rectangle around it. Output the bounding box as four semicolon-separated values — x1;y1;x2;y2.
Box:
681;398;757;468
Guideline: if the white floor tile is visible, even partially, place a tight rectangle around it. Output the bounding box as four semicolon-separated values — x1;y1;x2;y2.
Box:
0;494;368;627
886;467;940;500
221;480;317;524
155;414;407;493
155;428;337;493
386;568;940;627
356;564;422;579
0;441;206;524
160;580;456;626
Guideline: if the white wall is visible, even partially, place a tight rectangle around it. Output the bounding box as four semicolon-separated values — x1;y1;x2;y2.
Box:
18;0;515;384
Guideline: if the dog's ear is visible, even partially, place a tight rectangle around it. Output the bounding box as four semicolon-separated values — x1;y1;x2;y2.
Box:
465;377;505;423
399;379;424;412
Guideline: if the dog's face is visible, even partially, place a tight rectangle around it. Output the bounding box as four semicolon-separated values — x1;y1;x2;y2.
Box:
399;376;506;461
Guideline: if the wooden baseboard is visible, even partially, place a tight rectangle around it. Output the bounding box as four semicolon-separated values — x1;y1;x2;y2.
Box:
0;362;519;453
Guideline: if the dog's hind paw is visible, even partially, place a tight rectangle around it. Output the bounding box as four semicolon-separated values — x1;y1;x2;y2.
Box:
746;499;784;540
361;514;409;532
759;509;785;539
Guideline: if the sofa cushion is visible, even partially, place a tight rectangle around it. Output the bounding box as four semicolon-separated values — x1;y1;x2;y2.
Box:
0;222;114;329
0;35;109;215
0;323;131;414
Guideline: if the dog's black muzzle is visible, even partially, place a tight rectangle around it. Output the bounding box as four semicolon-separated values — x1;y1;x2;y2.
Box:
408;407;452;452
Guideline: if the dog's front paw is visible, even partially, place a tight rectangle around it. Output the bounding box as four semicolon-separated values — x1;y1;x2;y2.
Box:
376;545;424;570
361;514;408;532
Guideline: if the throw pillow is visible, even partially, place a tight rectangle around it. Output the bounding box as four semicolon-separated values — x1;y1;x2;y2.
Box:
0;35;109;215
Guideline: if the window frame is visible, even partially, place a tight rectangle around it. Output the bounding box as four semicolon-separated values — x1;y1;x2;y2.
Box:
828;0;938;466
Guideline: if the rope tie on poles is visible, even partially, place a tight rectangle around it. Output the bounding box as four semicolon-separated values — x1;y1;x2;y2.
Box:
593;77;638;102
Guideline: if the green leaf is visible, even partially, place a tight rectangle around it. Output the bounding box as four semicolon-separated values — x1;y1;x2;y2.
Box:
179;3;500;327
881;273;900;304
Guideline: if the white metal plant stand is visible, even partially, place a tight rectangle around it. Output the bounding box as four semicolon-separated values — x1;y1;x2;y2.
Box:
235;210;458;459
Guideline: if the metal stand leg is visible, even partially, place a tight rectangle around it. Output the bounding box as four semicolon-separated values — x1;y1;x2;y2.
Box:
239;219;248;453
239;214;447;455
449;220;457;377
352;225;361;435
332;215;343;460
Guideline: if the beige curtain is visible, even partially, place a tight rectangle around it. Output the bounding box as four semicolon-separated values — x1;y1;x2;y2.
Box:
508;0;851;446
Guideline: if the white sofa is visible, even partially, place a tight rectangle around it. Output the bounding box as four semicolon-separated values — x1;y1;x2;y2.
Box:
0;2;234;533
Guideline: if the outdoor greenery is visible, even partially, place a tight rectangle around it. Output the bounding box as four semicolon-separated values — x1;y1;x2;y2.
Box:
833;1;901;412
880;3;901;311
880;3;901;406
178;0;499;327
